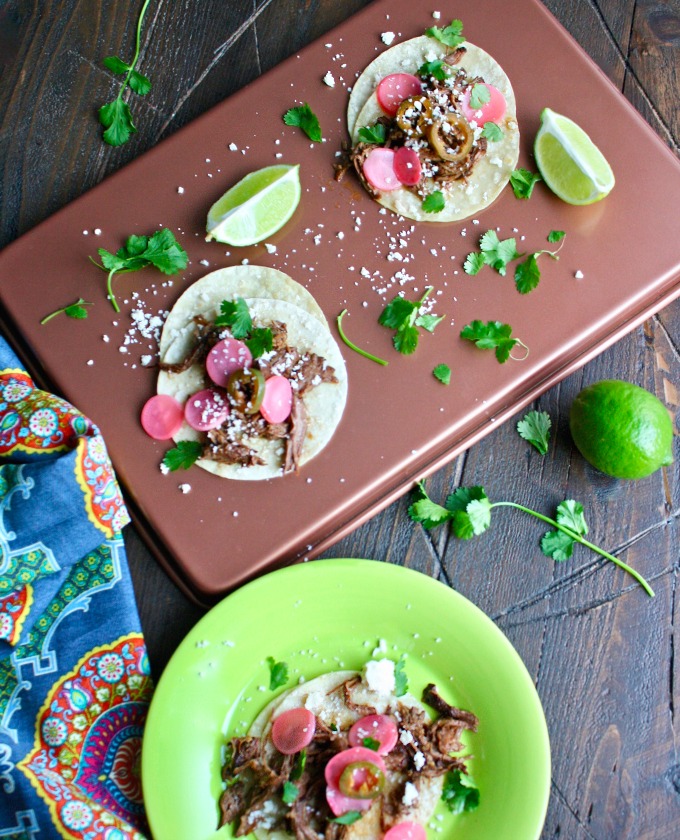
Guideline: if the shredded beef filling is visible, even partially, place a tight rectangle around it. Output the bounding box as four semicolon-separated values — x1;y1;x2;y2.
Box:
219;680;478;839
160;316;338;473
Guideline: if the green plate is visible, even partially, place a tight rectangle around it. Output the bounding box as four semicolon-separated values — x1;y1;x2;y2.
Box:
142;559;551;839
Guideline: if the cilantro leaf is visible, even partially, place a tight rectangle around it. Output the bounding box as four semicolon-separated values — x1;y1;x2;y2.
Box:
99;98;136;146
245;327;273;358
463;252;487;275
332;812;363;826
282;781;299;805
94;228;187;312
469;83;491;109
548;229;566;242
433;363;451;385
162;441;203;472
442;769;480;815
378;287;439;356
98;0;152;146
425;18;465;48
510;168;542;199
422;190;445;213
215;298;252;337
290;750;307;781
540;528;577;561
460;320;521;363
394;655;408;696
362;736;381;750
514;253;541;294
283;103;322;142
408;482;452;529
444;487;491;538
393;324;419;354
478;230;521;275
358;123;387;144
517;410;551;455
418;60;449;82
415;313;444;332
482;121;503;142
40;297;93;325
556;499;588;536
266;656;289;690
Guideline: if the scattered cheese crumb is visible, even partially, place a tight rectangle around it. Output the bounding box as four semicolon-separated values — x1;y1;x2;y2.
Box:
228;142;238;151
381;31;395;45
177;186;185;194
94;228;102;236
323;71;336;87
265;243;277;254
575;270;584;279
179;483;192;494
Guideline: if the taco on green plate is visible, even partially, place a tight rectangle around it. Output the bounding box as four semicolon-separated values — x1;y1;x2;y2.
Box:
219;659;479;838
155;265;347;480
337;22;519;223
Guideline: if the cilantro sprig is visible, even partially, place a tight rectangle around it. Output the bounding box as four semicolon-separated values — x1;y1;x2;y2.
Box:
425;18;465;48
336;309;388;366
514;231;566;294
214;298;273;357
40;297;93;324
460;320;527;364
517;410;551;455
283;103;322;142
92;228;188;313
418;59;450;82
464;230;521;277
422;190;446;214
379;287;443;354
99;0;152;146
409;483;654;596
433;363;452;385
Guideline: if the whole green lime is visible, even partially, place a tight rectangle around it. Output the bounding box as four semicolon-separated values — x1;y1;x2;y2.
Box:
569;380;674;479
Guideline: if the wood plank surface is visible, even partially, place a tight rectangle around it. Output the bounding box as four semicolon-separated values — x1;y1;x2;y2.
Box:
1;1;679;837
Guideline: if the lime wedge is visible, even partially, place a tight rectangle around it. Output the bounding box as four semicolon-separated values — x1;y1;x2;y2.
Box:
534;108;614;205
206;164;301;246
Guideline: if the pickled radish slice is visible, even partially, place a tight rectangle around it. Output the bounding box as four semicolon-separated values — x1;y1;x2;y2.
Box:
141;394;184;440
259;375;293;424
348;714;398;755
206;338;252;387
184;388;229;432
383;822;427;840
325;747;386;815
271;707;316;755
362;147;400;192
393;147;422;186
377;73;423;117
460;83;506;126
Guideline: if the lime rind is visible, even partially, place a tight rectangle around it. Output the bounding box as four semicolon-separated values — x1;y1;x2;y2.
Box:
206;164;301;246
535;108;614;205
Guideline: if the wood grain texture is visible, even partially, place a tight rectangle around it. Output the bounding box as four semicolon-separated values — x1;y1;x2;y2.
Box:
1;1;679;837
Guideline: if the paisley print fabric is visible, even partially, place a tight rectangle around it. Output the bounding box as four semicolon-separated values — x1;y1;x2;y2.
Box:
0;339;152;839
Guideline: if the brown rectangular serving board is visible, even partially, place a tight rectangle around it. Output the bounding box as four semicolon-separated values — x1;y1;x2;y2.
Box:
2;0;680;604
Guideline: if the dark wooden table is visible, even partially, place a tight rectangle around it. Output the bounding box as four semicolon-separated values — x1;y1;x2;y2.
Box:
2;1;679;837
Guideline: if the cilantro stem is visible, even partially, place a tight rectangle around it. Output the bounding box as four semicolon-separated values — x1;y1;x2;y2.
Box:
40;297;93;324
122;0;151;100
491;502;654;596
337;309;388;366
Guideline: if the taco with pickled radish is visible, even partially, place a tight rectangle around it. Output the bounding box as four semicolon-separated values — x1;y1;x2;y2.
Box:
218;659;479;839
152;265;347;479
336;21;520;223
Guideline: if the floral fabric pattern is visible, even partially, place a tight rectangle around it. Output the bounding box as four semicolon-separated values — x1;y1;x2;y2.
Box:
0;339;151;840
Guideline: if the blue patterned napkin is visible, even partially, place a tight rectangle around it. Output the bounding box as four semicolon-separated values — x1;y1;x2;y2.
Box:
0;337;152;839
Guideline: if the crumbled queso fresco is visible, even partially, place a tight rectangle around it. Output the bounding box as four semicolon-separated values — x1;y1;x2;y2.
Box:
364;658;396;694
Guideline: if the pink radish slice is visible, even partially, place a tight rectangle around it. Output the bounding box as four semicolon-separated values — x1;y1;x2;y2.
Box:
376;73;423;117
259;375;293;424
206;338;252;387
325;747;386;816
271;707;316;755
460;83;506;126
183;388;229;431
362;147;400;192
348;714;398;755
393;147;422;186
141;394;184;440
383;823;427;840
